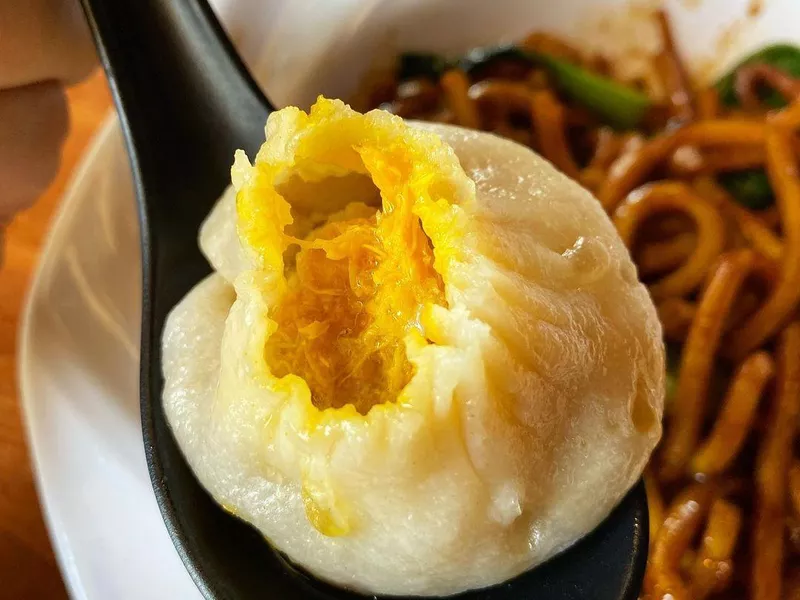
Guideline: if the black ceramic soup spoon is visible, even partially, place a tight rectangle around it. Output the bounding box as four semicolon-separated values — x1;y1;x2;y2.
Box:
78;0;649;598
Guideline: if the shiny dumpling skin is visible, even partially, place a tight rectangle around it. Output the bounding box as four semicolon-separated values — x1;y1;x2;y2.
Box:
162;108;663;597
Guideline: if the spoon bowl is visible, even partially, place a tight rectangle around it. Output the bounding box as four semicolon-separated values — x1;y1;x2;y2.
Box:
78;1;649;598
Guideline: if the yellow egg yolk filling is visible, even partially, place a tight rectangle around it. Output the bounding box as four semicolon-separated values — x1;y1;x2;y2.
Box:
229;99;473;535
234;99;470;418
264;197;445;415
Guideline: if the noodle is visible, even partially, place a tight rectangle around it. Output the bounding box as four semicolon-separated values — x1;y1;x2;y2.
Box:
772;97;800;129
790;461;800;519
695;178;784;261
668;146;766;177
690;351;774;476
637;233;696;276
726;126;800;359
581;127;625;191
598;120;767;211
467;80;536;145
659;250;754;481
531;89;581;178
752;323;800;600
441;69;481;129
645;471;666;545
690;497;741;599
788;574;800;600
382;79;440;118
613;183;726;300
656;297;696;342
735;64;800;111
521;31;584;64
697;87;720;120
655;9;695;123
645;483;715;599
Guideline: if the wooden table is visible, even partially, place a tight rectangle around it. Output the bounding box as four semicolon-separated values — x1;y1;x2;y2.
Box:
0;72;111;600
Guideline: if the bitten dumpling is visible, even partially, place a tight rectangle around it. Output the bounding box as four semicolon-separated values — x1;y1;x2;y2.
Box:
162;98;664;596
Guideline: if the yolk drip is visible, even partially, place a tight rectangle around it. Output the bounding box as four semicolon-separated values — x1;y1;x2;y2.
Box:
265;198;445;415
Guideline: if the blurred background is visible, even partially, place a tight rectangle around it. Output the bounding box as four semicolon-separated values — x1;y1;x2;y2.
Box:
0;71;109;600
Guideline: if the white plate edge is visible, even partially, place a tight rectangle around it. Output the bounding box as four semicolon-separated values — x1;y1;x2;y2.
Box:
17;113;121;600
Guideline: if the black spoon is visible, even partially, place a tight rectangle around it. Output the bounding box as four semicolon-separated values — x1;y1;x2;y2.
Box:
78;1;649;598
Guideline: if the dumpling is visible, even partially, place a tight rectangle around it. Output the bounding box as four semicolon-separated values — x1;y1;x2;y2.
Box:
162;98;664;597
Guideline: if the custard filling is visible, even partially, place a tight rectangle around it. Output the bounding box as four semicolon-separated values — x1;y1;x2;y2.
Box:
234;99;466;416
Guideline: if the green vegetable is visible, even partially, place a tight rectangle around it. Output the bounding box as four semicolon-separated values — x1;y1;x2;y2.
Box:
533;53;651;130
397;52;449;81
714;44;800;209
718;170;774;210
459;44;652;129
456;43;532;74
716;43;800;108
399;44;652;130
398;45;530;80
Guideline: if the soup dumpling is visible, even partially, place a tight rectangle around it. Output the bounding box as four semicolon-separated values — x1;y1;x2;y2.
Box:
162;98;664;597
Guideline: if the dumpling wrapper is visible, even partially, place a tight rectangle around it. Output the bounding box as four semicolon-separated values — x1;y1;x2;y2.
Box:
162;98;664;596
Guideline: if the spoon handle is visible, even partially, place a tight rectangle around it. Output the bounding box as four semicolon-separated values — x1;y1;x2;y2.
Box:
79;0;273;168
78;0;273;299
78;0;274;359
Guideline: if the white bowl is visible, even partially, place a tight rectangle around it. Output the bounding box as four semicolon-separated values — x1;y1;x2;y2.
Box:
217;0;799;108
